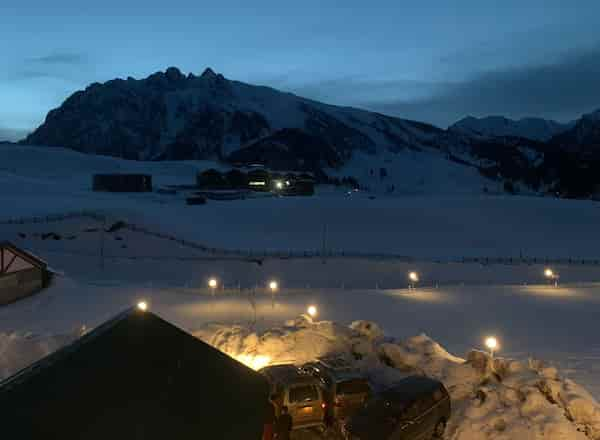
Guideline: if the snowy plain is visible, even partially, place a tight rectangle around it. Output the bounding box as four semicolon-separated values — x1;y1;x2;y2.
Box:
1;144;600;439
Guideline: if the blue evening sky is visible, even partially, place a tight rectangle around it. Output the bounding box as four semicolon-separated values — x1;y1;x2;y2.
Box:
1;1;600;139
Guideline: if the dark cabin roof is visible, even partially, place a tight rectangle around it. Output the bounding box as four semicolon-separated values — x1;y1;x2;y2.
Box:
0;308;269;440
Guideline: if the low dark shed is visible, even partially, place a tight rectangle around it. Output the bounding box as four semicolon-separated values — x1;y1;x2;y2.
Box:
92;174;152;192
0;308;270;439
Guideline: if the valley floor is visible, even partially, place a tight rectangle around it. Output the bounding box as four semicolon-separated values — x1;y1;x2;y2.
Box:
1;145;600;438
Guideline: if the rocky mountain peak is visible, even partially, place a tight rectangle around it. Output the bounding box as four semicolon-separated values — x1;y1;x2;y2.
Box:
582;109;600;122
165;66;185;82
201;67;217;79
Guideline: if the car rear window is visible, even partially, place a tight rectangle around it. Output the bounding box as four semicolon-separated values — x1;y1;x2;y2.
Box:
289;385;318;403
337;379;370;395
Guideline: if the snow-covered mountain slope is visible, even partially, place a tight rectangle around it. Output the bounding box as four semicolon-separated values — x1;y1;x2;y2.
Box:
24;67;443;166
449;115;572;142
325;149;504;195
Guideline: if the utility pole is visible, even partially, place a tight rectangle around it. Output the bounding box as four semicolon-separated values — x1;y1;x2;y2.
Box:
321;223;327;264
100;217;106;271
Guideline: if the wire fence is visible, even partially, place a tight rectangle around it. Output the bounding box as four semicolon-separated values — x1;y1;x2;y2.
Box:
2;210;600;267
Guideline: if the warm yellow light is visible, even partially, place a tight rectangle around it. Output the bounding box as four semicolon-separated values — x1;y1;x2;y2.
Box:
544;268;554;278
269;280;279;291
485;336;498;350
409;271;419;282
137;301;148;312
235;354;271;371
208;278;218;289
307;305;318;317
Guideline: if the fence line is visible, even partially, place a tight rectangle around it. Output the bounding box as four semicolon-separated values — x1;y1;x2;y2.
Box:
3;211;600;267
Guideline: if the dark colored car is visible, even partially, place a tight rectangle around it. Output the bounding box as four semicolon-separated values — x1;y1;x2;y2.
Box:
343;376;451;440
301;359;371;424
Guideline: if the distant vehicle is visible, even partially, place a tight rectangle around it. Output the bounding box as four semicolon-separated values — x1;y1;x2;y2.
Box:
342;376;451;440
259;364;327;431
301;358;371;425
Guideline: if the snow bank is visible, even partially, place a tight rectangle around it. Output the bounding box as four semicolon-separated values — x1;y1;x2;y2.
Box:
195;317;600;440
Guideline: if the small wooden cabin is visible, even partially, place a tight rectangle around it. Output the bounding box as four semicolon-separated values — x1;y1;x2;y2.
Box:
0;242;51;306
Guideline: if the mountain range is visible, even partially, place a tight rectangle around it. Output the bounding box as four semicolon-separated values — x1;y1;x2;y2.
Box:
21;67;600;198
449;116;574;142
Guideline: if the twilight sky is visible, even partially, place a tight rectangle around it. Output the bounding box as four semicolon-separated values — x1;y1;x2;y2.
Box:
2;1;600;140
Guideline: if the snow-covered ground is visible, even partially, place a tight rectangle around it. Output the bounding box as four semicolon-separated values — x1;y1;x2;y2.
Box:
1;145;600;438
3;145;600;260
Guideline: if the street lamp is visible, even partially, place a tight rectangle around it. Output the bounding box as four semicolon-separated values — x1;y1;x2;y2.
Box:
137;301;148;312
544;268;559;287
485;336;498;358
208;277;218;297
408;271;419;290
307;305;318;318
275;180;284;190
268;280;279;308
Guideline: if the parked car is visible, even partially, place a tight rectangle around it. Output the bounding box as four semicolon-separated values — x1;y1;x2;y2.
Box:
301;358;371;424
259;364;327;431
342;376;451;440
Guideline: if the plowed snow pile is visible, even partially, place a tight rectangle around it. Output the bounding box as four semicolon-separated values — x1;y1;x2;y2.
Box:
195;315;600;440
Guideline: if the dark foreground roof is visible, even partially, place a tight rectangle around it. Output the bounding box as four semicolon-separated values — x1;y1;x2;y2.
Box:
0;308;269;440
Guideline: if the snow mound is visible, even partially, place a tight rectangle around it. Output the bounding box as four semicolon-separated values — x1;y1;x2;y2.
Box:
194;314;375;369
196;318;600;440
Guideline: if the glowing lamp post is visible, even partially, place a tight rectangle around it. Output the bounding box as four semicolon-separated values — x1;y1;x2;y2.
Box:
275;180;284;191
136;301;148;312
485;336;498;359
268;280;279;308
544;268;559;287
307;305;318;318
408;271;419;290
208;277;218;297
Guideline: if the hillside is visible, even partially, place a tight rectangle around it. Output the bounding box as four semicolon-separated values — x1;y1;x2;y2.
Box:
449;115;572;142
24;67;444;164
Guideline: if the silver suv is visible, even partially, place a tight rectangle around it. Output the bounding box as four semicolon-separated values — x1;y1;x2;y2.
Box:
301;358;371;425
259;364;327;431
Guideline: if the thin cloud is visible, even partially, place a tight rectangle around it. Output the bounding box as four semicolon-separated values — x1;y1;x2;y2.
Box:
367;44;600;127
4;52;90;82
27;53;86;65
